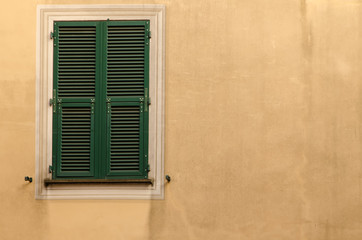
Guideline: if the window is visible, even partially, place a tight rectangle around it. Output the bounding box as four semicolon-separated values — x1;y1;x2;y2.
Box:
36;5;165;199
52;20;150;180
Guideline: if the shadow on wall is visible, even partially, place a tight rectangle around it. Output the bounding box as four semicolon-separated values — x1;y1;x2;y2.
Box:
148;179;189;240
12;182;49;240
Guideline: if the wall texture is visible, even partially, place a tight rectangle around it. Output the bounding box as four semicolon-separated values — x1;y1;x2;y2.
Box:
1;0;362;239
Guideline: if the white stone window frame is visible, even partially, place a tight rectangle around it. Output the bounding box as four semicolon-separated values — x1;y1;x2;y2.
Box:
35;5;165;199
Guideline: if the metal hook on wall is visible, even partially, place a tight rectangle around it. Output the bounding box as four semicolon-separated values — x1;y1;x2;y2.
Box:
25;176;33;183
165;175;171;182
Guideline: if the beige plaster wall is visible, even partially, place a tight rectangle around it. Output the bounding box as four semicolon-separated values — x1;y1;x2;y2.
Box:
1;0;362;239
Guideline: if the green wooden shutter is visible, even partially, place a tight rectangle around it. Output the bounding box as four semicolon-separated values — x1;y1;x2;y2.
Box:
52;22;99;178
52;20;149;179
105;21;149;178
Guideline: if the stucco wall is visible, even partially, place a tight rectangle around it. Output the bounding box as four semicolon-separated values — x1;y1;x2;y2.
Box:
1;0;362;239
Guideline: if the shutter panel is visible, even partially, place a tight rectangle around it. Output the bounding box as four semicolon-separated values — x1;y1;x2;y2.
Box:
107;24;146;97
57;25;96;98
105;21;149;178
107;103;144;176
57;104;95;177
53;22;98;178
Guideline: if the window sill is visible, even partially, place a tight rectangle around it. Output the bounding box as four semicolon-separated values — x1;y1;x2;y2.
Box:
44;178;154;187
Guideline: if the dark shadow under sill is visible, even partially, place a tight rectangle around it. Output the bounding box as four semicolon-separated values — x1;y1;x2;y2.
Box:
44;179;154;187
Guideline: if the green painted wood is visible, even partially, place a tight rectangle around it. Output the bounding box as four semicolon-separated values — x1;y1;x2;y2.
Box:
104;21;149;179
53;20;149;180
56;23;97;99
53;21;98;178
56;103;95;177
106;102;144;177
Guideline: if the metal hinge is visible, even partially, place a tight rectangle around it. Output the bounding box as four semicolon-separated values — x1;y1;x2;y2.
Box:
106;97;111;114
91;99;95;114
144;88;151;112
50;89;56;113
49;165;53;173
50;31;54;39
148;31;151;39
147;164;150;172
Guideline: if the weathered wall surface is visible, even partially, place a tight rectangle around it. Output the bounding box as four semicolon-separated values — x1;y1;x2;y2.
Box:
1;0;362;239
